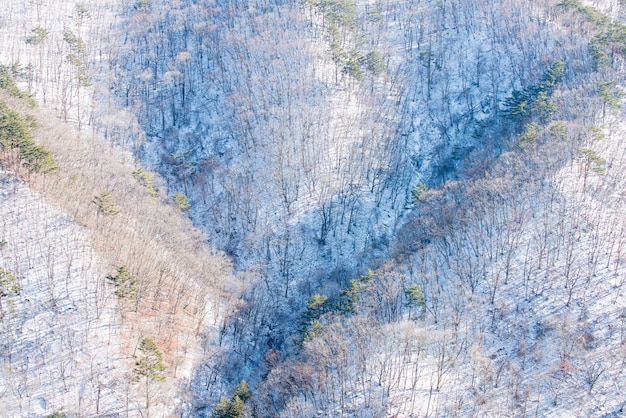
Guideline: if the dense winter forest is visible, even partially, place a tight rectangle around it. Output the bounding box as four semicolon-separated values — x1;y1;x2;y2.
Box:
1;0;626;416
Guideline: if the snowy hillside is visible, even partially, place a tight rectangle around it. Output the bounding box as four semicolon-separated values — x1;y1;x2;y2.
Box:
265;109;626;416
2;0;626;416
105;1;592;397
0;84;234;415
1;171;121;416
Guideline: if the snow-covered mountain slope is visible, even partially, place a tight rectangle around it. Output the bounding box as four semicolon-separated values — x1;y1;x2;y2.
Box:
105;1;590;395
260;86;626;418
2;0;626;416
0;0;107;116
0;171;128;416
253;0;626;411
0;86;235;415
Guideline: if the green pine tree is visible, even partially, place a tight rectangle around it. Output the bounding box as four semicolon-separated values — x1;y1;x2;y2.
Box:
93;190;120;216
174;192;191;213
133;167;158;197
107;266;139;300
135;337;166;416
303;294;330;322
211;398;233;418
135;337;166;382
0;269;20;317
211;380;251;418
233;381;251;403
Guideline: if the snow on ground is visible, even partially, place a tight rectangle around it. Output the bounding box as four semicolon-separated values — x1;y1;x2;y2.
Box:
0;0;143;144
379;113;626;416
4;0;624;416
0;170;131;416
105;0;596;410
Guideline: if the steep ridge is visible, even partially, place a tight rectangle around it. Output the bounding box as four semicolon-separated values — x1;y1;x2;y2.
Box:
0;86;235;415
